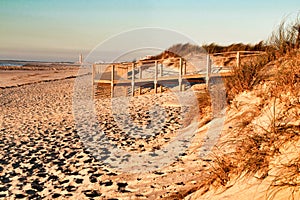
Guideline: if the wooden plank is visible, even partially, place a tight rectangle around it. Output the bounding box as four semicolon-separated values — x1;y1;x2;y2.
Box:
125;66;128;96
131;63;135;96
94;80;112;84
182;60;186;91
183;74;206;79
212;50;265;56
154;61;158;93
179;58;183;91
183;61;186;75
139;65;142;95
206;55;211;86
111;65;115;98
236;51;240;68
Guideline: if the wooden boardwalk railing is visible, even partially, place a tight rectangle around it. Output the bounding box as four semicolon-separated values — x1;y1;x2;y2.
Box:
92;51;265;98
212;50;266;67
92;56;216;98
92;58;191;97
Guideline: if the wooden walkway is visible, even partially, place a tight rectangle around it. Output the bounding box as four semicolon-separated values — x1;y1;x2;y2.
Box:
92;51;261;98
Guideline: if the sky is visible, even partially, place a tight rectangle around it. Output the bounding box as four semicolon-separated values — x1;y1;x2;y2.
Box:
0;0;300;61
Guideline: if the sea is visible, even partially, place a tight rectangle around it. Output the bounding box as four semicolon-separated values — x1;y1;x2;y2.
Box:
0;61;24;67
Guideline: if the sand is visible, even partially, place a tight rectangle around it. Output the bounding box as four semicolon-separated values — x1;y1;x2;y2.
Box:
0;68;81;88
0;67;213;199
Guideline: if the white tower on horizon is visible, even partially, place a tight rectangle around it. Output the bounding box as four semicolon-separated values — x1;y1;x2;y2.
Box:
79;53;83;64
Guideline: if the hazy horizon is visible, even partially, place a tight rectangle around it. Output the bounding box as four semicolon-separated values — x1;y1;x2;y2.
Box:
1;0;300;62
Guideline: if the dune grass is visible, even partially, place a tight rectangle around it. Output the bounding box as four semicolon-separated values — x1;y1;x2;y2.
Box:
224;55;269;101
183;15;300;199
267;14;300;58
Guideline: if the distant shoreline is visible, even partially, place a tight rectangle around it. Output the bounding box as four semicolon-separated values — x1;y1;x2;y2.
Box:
0;59;75;67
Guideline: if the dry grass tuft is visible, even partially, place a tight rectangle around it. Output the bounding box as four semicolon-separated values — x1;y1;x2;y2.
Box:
193;105;300;198
267;155;300;200
270;51;300;98
225;55;269;101
267;14;300;58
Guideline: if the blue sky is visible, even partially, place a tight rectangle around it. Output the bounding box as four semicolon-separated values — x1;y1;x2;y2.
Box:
0;0;300;61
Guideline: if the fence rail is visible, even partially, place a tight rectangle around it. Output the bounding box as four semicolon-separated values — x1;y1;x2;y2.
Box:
94;56;213;98
211;50;266;68
92;51;262;98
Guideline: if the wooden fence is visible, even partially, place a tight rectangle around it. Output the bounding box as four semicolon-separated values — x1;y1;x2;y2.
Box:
92;51;264;98
212;51;266;67
92;56;213;98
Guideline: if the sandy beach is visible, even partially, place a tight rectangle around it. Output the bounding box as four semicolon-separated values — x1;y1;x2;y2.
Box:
0;66;213;199
0;65;80;88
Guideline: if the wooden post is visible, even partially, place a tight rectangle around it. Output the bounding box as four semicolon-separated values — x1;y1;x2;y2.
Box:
125;66;129;96
111;65;115;98
159;62;163;92
154;61;158;93
206;55;211;86
179;58;183;91
131;63;135;96
92;64;95;98
79;54;82;64
183;61;186;75
236;51;240;68
139;65;142;95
